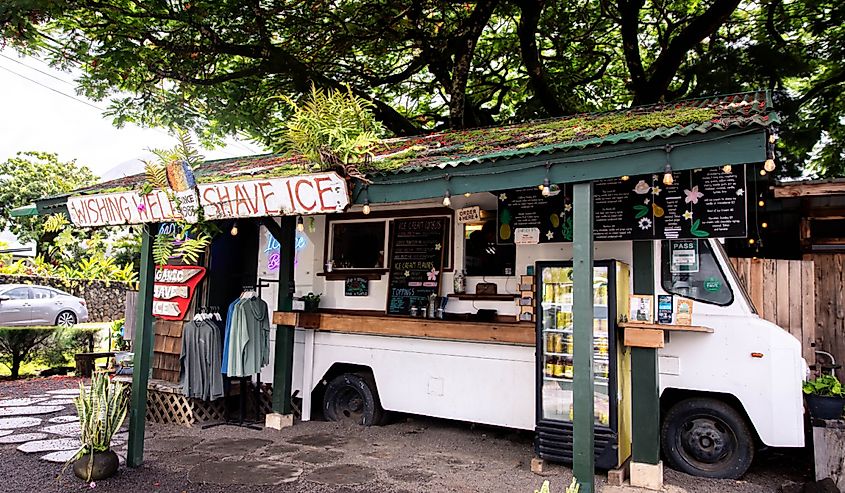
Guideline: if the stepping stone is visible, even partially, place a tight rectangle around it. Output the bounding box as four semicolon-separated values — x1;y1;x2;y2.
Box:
43;399;76;406
40;449;78;463
0;430;12;437
48;416;79;424
0;406;65;417
45;389;82;396
306;464;376;486
17;438;80;453
40;423;80;436
193;438;272;457
0;398;48;407
0;432;50;444
0;417;42;429
188;460;302;485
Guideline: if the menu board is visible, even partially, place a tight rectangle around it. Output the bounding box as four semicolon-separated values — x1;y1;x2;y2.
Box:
496;187;571;244
386;217;447;315
496;165;747;242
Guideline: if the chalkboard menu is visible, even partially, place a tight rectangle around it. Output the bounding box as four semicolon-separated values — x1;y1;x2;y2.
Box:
496;187;571;244
386;217;447;315
497;165;747;242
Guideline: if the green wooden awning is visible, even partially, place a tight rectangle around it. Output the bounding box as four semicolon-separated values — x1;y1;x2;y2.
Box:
9;204;37;217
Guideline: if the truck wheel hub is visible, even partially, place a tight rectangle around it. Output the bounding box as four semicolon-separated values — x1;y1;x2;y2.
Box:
682;418;730;463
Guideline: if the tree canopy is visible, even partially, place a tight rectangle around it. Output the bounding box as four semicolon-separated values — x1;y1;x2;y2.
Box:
0;151;97;244
1;0;843;177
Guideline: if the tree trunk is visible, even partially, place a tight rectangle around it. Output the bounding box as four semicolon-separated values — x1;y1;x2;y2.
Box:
11;353;21;380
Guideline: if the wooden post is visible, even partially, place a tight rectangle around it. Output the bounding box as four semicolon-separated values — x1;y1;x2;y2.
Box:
272;216;296;416
127;223;157;468
572;182;595;493
630;240;663;489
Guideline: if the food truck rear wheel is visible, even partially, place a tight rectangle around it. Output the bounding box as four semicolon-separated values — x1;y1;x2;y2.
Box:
323;373;385;426
661;397;754;479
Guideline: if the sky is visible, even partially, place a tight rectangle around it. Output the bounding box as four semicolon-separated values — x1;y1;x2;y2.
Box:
0;48;265;182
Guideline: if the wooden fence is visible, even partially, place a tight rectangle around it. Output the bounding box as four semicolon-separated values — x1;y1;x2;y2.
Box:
804;254;845;380
729;257;816;363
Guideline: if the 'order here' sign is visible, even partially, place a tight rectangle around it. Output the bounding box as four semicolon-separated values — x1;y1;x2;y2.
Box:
67;172;349;227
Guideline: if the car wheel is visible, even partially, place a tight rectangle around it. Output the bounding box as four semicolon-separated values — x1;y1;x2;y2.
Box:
322;373;385;426
661;397;754;479
56;311;77;327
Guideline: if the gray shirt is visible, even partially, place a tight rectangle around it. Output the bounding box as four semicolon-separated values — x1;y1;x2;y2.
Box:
180;319;224;401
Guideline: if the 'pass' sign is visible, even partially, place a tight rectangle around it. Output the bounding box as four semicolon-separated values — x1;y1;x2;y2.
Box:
67;172;349;227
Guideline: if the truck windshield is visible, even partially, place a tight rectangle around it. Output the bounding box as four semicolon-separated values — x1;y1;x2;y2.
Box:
661;239;734;306
712;240;757;314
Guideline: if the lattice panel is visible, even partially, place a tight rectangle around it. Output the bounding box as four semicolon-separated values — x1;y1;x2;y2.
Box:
125;386;225;427
246;383;274;418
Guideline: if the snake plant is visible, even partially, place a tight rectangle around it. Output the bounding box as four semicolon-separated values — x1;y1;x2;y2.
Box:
66;372;128;480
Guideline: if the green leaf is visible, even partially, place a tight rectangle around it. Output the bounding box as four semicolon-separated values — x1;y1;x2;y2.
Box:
633;204;649;219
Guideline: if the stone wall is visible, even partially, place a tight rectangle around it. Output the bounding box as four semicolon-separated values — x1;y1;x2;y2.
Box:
0;274;133;322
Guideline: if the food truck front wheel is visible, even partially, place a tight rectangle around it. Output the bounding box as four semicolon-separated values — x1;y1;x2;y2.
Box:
323;373;386;426
661;397;754;479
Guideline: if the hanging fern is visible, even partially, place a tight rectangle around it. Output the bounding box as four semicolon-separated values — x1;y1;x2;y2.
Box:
43;213;69;233
174;233;211;265
274;84;383;181
143;161;168;192
153;234;175;266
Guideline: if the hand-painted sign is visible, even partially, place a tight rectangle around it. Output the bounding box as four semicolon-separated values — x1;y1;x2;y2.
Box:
152;265;206;321
67;172;349;227
344;277;369;297
456;206;481;224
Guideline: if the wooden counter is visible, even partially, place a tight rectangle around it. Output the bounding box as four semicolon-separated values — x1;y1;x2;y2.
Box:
618;322;713;349
273;311;534;346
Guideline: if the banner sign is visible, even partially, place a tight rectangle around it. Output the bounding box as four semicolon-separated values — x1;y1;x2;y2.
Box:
67;172;350;227
152;265;206;321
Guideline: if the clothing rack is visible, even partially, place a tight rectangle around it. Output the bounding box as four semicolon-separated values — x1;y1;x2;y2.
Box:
203;284;268;431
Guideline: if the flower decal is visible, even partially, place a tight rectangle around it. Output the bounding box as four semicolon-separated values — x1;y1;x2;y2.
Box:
684;185;704;204
427;268;439;281
546;230;555;240
638;217;652;230
682;210;693;221
498;193;508;201
137;203;147;213
736;188;744;196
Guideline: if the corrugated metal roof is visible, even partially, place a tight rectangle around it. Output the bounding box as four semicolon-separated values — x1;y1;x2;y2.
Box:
78;91;776;195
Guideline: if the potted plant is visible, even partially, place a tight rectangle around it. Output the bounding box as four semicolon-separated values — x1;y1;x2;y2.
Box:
300;292;322;312
803;374;845;420
67;372;128;481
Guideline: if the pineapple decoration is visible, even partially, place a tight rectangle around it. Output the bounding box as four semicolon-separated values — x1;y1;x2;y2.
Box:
499;207;512;240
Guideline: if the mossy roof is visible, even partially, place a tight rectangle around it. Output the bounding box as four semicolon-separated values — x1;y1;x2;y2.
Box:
75;91;776;195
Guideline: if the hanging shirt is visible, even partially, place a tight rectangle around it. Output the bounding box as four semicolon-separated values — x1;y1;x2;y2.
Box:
179;318;224;401
227;296;270;377
221;298;242;375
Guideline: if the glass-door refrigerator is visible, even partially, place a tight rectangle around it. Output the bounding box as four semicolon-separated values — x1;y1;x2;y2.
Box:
534;260;631;470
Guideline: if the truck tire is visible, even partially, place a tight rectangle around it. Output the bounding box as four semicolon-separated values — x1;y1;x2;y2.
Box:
323;373;385;426
661;397;754;479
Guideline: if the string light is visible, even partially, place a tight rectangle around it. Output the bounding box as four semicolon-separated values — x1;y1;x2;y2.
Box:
764;159;776;173
464;192;472;197
443;190;451;207
722;164;732;173
759;169;767;176
662;163;674;186
621;175;630;181
296;216;305;232
541;177;551;197
758;200;765;207
362;185;371;215
761;222;768;228
769;133;778;144
230;221;238;236
748;238;755;245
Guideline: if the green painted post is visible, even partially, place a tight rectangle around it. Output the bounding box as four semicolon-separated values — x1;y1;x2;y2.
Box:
272;216;296;415
631;240;660;465
572;182;595;493
127;223;157;468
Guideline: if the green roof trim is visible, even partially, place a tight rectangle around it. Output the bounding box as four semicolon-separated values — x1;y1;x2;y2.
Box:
10;204;37;217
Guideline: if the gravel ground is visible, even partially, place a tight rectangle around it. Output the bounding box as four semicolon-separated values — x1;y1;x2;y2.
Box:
0;377;811;493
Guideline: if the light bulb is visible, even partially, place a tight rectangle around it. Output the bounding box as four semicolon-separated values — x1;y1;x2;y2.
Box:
769;134;777;143
621;175;630;181
296;216;305;232
761;222;768;228
464;192;472;198
748;238;755;245
722;164;732;173
230;223;238;236
362;202;371;215
764;159;776;172
662;168;673;186
760;169;767;176
443;193;451;207
541;186;551;197
758;200;765;207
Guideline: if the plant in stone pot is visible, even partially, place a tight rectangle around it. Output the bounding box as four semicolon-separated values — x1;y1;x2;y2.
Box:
67;372;128;481
803;374;845;420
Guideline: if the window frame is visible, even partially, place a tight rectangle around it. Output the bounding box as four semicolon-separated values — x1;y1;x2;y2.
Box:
462;219;517;278
660;239;734;307
3;287;32;300
324;208;454;274
31;287;55;299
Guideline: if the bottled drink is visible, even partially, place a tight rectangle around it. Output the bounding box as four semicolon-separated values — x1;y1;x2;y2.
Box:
553;357;565;378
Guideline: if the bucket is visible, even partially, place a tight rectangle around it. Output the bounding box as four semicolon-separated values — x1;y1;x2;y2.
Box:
806;394;845;420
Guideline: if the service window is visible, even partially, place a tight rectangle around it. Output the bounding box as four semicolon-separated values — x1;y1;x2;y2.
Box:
464;219;515;276
661;239;733;306
329;220;387;269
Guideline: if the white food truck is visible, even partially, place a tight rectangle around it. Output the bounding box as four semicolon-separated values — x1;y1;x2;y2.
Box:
254;193;806;480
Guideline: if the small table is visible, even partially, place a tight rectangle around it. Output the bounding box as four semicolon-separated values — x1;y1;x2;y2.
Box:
74;351;116;377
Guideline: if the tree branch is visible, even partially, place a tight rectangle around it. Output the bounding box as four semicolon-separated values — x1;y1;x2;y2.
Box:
516;0;564;116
